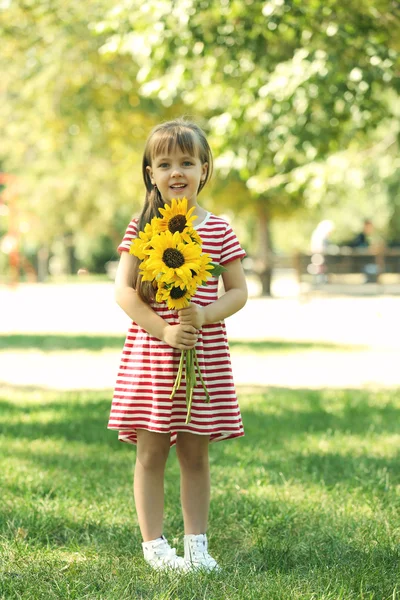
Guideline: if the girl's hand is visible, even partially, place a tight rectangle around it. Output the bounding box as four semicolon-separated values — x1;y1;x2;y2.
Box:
162;323;198;350
178;303;206;330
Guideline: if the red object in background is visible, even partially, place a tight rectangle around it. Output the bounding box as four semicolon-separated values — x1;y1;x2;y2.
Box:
0;173;20;286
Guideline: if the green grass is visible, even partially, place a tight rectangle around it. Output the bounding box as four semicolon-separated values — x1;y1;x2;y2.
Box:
0;274;111;286
228;340;363;354
0;387;399;600
0;334;362;354
0;334;125;352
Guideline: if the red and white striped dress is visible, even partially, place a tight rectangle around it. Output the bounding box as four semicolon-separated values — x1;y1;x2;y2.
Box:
108;212;246;446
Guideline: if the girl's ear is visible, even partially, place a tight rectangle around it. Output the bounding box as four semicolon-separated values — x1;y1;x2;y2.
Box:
201;162;208;182
146;165;154;184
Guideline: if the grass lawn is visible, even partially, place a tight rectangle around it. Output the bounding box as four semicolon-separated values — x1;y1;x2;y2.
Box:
0;334;362;354
0;385;399;599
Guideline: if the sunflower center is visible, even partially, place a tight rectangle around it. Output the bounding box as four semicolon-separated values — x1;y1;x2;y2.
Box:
168;215;187;233
170;286;187;299
162;248;185;268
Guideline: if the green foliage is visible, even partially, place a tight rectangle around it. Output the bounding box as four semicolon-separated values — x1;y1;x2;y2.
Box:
101;0;399;198
0;0;168;264
0;0;399;267
75;233;118;272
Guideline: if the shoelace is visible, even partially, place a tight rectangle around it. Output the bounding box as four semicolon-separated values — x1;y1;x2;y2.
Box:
152;544;181;565
191;539;212;560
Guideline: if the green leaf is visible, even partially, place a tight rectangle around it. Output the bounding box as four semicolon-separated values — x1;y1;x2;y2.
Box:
209;262;227;277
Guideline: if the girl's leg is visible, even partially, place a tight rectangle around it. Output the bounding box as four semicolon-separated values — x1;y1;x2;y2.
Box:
134;429;171;542
175;432;210;534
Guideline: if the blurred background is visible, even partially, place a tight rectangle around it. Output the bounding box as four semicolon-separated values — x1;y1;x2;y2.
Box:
0;0;399;297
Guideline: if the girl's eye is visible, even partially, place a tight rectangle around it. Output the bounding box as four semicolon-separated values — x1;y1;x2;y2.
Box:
156;159;193;168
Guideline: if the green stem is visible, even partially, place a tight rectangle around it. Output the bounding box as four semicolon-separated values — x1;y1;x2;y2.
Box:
170;350;185;400
185;385;194;425
193;348;210;403
185;349;195;424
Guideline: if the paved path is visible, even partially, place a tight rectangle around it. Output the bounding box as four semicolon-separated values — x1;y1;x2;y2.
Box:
1;282;399;345
0;347;399;390
1;282;399;390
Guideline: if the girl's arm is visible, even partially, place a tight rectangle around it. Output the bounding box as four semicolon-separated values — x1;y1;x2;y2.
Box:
115;252;198;350
178;258;248;328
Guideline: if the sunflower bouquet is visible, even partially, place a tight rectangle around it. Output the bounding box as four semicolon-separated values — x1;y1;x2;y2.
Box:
129;198;225;424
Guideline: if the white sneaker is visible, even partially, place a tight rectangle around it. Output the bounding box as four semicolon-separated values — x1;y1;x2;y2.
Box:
184;533;220;572
142;536;187;572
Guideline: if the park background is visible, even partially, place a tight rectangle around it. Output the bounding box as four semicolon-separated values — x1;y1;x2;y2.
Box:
1;1;400;599
1;0;400;289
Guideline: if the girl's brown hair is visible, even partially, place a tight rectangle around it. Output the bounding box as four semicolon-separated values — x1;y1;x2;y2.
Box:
132;118;213;303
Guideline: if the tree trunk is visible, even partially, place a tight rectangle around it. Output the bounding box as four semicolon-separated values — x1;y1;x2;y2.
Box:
65;233;77;275
258;204;274;296
37;246;49;282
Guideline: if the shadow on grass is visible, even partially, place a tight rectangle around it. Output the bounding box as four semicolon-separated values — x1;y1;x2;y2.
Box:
0;334;361;353
1;386;399;492
0;402;120;449
0;334;125;352
0;502;140;555
217;386;400;488
243;386;400;434
1;386;399;447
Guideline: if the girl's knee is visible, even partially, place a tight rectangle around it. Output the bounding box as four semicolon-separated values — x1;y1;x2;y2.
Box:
176;434;209;471
137;447;169;470
136;430;170;470
179;452;209;472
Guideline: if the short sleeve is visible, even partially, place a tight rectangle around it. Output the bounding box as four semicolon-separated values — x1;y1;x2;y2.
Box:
118;218;139;254
220;223;246;265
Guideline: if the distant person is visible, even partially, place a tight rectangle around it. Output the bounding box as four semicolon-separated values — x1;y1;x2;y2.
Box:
343;220;381;282
310;220;335;283
107;118;247;572
310;220;335;254
345;219;374;248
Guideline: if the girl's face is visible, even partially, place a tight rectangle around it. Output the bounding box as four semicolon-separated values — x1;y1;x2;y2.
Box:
146;147;208;206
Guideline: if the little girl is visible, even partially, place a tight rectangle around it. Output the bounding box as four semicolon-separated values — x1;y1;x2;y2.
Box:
108;118;248;572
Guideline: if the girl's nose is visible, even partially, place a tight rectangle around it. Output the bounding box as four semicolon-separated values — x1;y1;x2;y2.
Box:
171;166;183;177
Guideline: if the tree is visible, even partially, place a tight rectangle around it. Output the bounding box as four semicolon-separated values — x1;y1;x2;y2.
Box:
0;0;399;288
0;0;172;271
96;0;400;292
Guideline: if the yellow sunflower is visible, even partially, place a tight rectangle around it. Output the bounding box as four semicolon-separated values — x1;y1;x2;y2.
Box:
186;228;203;245
156;282;195;310
153;198;198;240
142;230;203;286
129;222;157;260
190;252;214;288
